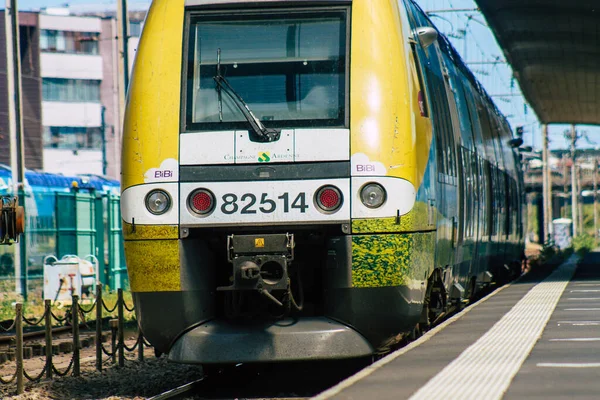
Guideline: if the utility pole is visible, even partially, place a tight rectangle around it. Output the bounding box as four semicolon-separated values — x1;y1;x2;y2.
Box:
570;124;578;238
101;106;107;175
541;124;551;243
117;0;130;94
562;153;568;218
578;166;583;236
5;0;27;299
594;159;598;242
116;0;130;175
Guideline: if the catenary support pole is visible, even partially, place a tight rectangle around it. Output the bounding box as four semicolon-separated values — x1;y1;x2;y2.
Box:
563;153;568;217
578;166;583;236
541;124;550;243
571;124;578;238
117;0;130;93
5;0;26;299
101;106;107;175
594;159;598;242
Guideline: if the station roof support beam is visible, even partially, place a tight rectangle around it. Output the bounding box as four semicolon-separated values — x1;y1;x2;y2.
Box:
475;1;600;125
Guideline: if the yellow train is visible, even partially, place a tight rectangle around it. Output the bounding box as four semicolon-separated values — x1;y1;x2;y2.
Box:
122;0;525;364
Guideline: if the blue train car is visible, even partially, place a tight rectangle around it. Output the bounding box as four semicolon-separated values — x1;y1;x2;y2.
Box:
0;166;122;279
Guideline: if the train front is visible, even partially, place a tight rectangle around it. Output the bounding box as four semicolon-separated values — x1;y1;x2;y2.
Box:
122;0;435;364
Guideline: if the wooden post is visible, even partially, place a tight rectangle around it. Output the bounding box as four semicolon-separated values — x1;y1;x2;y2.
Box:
44;299;52;380
118;289;125;367
15;303;23;394
110;319;118;364
72;295;80;377
96;285;102;371
138;331;144;362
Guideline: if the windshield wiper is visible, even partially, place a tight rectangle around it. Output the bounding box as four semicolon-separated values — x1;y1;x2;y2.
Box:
214;49;280;142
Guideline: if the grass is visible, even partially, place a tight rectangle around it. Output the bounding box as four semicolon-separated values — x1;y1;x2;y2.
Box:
0;279;136;325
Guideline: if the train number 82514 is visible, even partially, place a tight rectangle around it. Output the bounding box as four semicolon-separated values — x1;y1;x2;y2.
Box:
220;192;309;215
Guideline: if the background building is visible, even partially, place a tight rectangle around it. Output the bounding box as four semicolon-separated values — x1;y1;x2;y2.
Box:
39;9;104;175
0;7;143;180
0;11;43;170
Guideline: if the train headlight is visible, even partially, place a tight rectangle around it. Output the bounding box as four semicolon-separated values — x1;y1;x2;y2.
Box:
145;190;171;215
315;185;343;213
360;183;387;209
189;189;216;215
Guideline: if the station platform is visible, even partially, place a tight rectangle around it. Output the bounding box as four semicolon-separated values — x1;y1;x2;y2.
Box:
315;251;600;400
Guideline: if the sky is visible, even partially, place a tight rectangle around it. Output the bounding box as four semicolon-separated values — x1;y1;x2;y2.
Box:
21;0;151;12
416;0;600;152
20;0;600;151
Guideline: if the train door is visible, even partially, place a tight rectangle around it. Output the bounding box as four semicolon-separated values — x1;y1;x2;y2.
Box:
459;80;487;288
489;116;508;270
403;0;458;288
435;49;466;299
450;76;480;293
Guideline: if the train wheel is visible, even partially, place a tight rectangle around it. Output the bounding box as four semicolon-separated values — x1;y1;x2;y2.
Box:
202;364;235;376
468;277;478;303
202;365;221;376
410;323;423;340
421;269;447;329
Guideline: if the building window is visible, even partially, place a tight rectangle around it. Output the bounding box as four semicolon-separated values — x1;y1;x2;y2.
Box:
40;30;99;55
42;78;101;103
129;21;143;37
43;126;102;150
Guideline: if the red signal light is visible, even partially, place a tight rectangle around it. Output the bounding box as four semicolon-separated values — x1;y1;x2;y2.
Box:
189;189;215;215
315;186;342;212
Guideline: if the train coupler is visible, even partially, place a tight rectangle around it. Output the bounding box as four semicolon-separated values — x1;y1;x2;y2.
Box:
218;233;295;307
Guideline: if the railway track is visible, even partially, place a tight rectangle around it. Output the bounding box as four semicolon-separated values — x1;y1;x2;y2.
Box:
146;281;509;400
148;359;372;400
148;377;207;400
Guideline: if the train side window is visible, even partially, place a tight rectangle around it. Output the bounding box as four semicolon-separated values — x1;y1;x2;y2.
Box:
484;161;494;238
422;63;457;180
461;147;476;238
403;0;431;119
510;178;517;237
489;115;506;171
503;171;510;238
409;42;429;118
403;0;457;180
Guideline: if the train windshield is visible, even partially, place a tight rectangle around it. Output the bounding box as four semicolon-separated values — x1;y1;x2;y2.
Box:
184;10;348;131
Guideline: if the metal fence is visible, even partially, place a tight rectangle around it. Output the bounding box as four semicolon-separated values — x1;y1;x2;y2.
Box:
0;188;127;297
0;287;146;395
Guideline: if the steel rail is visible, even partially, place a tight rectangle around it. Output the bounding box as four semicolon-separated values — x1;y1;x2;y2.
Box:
147;377;206;400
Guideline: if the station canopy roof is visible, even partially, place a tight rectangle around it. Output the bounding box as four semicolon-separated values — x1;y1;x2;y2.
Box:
475;0;600;125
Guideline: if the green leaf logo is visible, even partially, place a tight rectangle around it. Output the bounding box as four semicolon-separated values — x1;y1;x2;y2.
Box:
258;152;271;163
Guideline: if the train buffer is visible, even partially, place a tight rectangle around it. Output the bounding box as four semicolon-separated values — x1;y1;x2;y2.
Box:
316;251;600;400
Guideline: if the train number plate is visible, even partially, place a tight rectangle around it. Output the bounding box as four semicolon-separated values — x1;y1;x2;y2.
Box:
219;192;308;215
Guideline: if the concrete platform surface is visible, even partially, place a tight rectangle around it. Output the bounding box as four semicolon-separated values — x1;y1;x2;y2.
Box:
315;252;600;400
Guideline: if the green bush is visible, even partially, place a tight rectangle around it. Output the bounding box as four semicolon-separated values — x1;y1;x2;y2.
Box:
572;234;596;255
